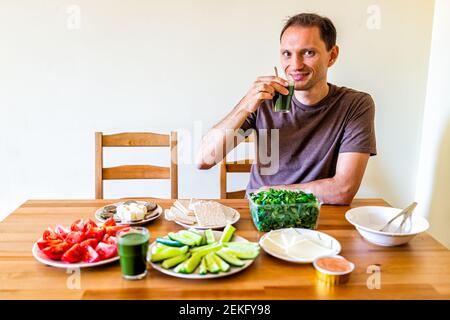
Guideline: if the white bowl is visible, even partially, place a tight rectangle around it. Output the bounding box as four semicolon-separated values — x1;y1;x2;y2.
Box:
345;206;429;246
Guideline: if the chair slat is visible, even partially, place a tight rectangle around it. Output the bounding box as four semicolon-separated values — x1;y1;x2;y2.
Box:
170;131;178;199
220;161;227;199
226;190;247;199
102;132;170;147
95;132;104;199
219;134;256;198
103;165;170;180
225;160;253;173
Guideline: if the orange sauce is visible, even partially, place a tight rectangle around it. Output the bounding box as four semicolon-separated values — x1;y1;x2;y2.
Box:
316;257;352;273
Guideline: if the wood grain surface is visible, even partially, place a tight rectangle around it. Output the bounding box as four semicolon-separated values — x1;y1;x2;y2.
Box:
0;199;449;300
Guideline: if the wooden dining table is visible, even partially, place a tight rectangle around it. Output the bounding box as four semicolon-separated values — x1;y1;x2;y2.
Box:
0;198;449;300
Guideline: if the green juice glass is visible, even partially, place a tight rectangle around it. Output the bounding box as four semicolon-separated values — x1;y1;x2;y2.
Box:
117;227;150;280
272;81;295;113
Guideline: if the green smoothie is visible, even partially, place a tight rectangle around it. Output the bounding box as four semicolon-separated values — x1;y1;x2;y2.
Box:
273;82;295;113
118;229;149;280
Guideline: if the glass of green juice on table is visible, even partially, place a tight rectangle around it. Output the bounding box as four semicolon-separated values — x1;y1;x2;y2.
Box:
117;227;150;280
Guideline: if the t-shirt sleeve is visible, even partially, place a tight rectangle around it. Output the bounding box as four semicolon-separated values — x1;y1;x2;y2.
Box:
339;94;377;156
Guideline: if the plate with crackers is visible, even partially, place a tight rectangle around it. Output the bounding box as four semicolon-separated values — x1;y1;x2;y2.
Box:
164;199;240;230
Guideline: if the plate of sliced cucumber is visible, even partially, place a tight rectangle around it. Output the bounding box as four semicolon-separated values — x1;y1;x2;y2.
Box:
147;225;260;279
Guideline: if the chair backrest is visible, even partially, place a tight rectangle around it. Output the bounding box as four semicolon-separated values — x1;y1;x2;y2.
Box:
220;133;256;199
95;132;178;199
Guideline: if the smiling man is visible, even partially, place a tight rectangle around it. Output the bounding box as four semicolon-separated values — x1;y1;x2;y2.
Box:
196;13;376;205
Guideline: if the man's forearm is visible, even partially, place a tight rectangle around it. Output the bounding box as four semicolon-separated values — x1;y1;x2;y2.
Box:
265;177;355;205
212;100;251;131
196;99;251;169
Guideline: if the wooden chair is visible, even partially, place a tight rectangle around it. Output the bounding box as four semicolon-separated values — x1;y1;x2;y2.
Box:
220;133;256;199
95;132;178;199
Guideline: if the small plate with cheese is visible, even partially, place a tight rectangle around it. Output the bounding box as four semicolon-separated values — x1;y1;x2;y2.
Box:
259;228;341;263
94;200;162;226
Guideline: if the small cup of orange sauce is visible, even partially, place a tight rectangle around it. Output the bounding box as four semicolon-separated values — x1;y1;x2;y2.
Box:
313;255;355;285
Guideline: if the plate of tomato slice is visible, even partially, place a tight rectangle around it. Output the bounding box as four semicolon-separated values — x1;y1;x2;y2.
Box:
32;217;130;268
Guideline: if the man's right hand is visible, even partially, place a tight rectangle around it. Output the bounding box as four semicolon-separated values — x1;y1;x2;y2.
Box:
238;76;290;114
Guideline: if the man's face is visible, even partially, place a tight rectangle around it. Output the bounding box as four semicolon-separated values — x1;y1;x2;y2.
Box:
280;26;336;91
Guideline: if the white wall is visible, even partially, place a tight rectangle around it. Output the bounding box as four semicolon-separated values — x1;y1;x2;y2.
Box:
0;0;435;220
415;0;450;248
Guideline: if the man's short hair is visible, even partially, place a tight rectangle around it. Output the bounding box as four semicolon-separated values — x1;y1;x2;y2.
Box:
280;13;337;51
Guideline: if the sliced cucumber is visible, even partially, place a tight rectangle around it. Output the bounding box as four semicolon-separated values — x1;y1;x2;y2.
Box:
188;228;201;234
223;244;260;259
200;232;207;245
219;224;236;243
223;242;259;249
150;245;189;262
190;243;223;258
205;252;220;273
173;260;188;273
216;248;245;267
198;256;207;275
189;228;207;245
156;237;184;247
184;252;203;274
212;253;230;272
204;229;216;244
168;232;197;246
162;253;190;269
179;230;203;246
151;243;173;255
190;243;219;253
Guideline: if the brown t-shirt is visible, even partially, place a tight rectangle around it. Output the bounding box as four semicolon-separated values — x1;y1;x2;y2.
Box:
239;83;377;193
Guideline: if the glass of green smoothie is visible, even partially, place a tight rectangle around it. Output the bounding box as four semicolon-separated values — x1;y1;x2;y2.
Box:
117;227;150;280
272;81;295;113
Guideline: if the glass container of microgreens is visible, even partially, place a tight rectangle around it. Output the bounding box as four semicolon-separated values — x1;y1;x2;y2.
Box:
248;189;321;232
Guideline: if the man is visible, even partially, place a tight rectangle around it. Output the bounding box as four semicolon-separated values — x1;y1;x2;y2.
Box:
196;13;376;205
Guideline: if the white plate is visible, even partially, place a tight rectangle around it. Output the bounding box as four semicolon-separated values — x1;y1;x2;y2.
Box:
148;230;256;279
32;241;119;268
94;201;162;226
172;208;240;230
259;228;341;264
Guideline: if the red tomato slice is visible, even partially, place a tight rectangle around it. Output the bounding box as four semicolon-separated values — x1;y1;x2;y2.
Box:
37;239;63;250
103;217;116;227
95;242;117;260
70;219;85;232
105;225;130;237
82;245;100;263
83;219;98;232
107;236;117;246
65;231;85;245
61;244;83;263
102;233;110;242
102;234;118;246
54;224;70;240
41;242;71;260
80;238;99;249
43;228;58;241
84;227;105;242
